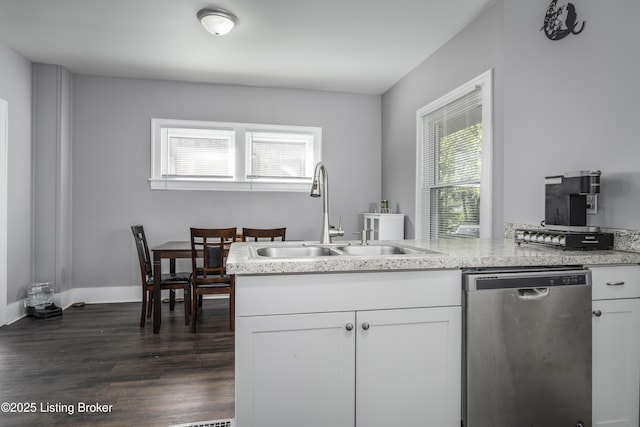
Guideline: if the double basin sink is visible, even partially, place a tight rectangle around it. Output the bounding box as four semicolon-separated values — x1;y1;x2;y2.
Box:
254;244;439;258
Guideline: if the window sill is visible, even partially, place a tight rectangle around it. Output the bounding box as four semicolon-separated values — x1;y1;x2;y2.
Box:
149;178;312;192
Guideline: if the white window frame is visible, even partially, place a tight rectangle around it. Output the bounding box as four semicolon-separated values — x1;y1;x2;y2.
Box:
415;69;493;239
150;118;322;192
245;130;316;183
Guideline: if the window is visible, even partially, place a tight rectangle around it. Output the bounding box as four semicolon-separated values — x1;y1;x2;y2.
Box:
163;127;235;179
150;119;321;192
246;131;315;181
415;70;492;239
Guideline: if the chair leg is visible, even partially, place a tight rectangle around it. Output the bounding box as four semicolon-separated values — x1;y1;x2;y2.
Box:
184;286;191;326
169;290;176;311
147;293;153;318
140;290;148;327
191;289;198;333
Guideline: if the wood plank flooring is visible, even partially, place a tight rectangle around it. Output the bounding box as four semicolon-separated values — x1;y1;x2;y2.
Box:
0;300;234;427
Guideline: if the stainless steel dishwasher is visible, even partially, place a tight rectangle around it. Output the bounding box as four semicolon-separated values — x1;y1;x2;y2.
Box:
462;267;592;427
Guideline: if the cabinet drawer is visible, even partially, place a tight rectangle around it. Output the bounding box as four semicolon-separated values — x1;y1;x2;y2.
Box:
236;269;462;316
590;265;640;300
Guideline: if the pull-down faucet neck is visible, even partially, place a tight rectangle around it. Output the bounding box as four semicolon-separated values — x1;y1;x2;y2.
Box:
310;162;325;198
309;162;342;244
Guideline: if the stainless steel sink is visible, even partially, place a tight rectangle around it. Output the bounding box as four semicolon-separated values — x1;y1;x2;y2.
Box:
336;245;437;256
336;245;405;255
254;244;440;258
255;246;339;258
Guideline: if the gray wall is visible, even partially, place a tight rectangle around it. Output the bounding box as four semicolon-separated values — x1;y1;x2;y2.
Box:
504;0;640;229
0;43;33;305
381;2;505;238
383;0;640;237
72;76;381;289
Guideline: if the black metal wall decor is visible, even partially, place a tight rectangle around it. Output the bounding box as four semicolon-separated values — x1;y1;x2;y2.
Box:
541;0;586;40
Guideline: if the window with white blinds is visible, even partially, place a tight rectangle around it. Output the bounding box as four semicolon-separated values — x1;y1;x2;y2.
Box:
150;119;321;191
416;70;493;239
246;131;314;181
163;128;234;179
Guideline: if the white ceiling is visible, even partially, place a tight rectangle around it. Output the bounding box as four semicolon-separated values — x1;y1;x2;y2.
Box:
0;0;494;95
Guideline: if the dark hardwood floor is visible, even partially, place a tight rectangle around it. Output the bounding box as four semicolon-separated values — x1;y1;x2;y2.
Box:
0;299;234;427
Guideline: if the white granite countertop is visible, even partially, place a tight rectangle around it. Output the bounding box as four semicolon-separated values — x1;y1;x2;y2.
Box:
226;238;640;275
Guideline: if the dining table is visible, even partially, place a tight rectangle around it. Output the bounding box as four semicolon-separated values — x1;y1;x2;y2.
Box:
150;234;242;333
150;240;192;334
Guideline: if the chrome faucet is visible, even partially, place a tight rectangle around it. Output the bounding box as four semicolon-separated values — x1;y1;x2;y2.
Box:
310;162;344;244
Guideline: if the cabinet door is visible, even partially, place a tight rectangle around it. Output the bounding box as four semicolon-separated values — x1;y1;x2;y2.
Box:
355;306;462;427
236;311;356;427
593;298;640;427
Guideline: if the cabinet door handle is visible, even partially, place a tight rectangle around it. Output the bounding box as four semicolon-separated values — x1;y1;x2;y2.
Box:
606;281;625;286
345;323;354;331
593;310;602;317
361;322;370;330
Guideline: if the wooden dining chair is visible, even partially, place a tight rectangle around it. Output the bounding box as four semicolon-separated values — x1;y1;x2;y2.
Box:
242;227;286;242
131;225;191;327
190;227;237;333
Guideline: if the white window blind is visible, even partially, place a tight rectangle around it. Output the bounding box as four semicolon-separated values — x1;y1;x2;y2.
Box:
247;132;313;180
416;70;492;240
163;129;234;179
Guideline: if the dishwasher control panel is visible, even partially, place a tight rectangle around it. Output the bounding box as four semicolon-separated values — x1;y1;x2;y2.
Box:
464;268;591;291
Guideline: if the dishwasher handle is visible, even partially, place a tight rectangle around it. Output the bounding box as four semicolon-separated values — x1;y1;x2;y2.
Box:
517;287;550;300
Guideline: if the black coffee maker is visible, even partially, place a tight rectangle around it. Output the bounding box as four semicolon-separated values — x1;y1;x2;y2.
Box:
545;170;601;232
515;170;614;250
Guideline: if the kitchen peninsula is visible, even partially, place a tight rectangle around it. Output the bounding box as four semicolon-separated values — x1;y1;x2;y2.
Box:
227;238;640;275
226;238;640;427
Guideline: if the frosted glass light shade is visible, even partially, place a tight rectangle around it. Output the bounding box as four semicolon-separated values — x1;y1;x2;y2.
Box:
198;9;237;35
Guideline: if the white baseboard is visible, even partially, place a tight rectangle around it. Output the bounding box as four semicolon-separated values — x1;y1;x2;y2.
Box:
70;285;141;305
4;285;228;326
7;286;122;325
6;299;26;325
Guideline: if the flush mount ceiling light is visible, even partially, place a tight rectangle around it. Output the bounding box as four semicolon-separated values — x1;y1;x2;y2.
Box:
197;8;238;36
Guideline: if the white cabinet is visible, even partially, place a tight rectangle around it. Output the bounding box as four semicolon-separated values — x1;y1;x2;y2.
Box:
236;307;460;427
355;307;461;427
236;312;356;427
591;265;640;427
363;213;405;240
235;270;462;427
